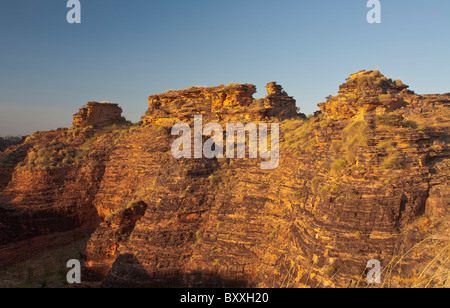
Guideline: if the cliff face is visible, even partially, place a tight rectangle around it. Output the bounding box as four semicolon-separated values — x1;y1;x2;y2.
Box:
0;74;449;288
0;106;130;267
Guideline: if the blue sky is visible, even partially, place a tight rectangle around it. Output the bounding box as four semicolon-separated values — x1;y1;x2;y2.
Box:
1;0;449;136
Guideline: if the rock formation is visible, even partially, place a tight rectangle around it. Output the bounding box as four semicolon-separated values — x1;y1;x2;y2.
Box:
262;82;300;119
73;102;126;128
0;73;448;288
142;82;299;125
318;70;414;119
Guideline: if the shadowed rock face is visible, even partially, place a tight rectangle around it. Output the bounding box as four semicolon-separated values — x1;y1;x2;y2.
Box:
0;137;24;152
0;72;449;288
83;201;147;281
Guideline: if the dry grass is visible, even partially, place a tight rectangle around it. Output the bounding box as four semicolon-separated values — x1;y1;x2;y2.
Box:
341;113;369;164
0;239;88;288
363;235;450;288
329;159;347;177
283;119;318;153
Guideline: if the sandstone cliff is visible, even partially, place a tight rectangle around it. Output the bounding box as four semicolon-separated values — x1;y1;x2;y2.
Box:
0;74;448;288
142;82;299;125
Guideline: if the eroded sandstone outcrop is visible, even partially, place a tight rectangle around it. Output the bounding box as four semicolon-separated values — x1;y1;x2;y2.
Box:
318;70;415;119
0;71;448;288
73;102;126;128
263;82;300;119
83;201;147;281
142;82;299;125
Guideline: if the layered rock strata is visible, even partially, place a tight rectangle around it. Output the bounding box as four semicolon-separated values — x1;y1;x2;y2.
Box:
0;74;448;288
73;102;126;128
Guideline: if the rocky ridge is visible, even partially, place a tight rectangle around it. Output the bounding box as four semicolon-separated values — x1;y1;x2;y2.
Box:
0;72;448;288
142;82;299;125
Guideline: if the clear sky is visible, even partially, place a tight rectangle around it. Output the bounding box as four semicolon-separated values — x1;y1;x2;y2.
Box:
1;0;449;136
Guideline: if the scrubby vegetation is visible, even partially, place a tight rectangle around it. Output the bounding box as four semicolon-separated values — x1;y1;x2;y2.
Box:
0;238;88;288
381;153;403;169
378;94;392;100
375;112;423;130
329;159;347;177
310;177;322;194
394;79;404;87
377;139;404;170
0;151;13;167
349;70;393;87
15;123;132;171
376;113;404;127
341;113;369;164
283;118;318;153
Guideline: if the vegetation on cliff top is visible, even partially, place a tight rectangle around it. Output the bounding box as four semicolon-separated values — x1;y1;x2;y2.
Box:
12;123;133;171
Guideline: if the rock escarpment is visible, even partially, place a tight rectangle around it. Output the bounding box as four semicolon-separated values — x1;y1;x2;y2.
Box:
0;74;448;288
142;82;299;125
82;75;448;288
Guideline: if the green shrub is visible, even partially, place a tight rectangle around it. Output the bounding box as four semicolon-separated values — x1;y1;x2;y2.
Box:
37;148;48;157
269;224;281;238
208;174;221;186
376;139;397;152
376;113;403;127
351;70;387;87
329;159;347;177
370;70;382;78
378;94;392;100
255;98;266;109
321;185;331;194
374;76;388;86
346;95;358;103
381;153;403;169
402;120;418;129
0;152;13;167
35;156;50;166
311;177;321;194
324;265;338;278
62;157;73;165
284;119;318;153
292;191;303;199
282;119;303;131
330;185;341;194
394;79;404;87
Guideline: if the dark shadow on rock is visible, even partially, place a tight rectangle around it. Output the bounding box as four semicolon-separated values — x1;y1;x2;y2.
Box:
0;143;31;193
0;157;105;267
101;253;250;288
